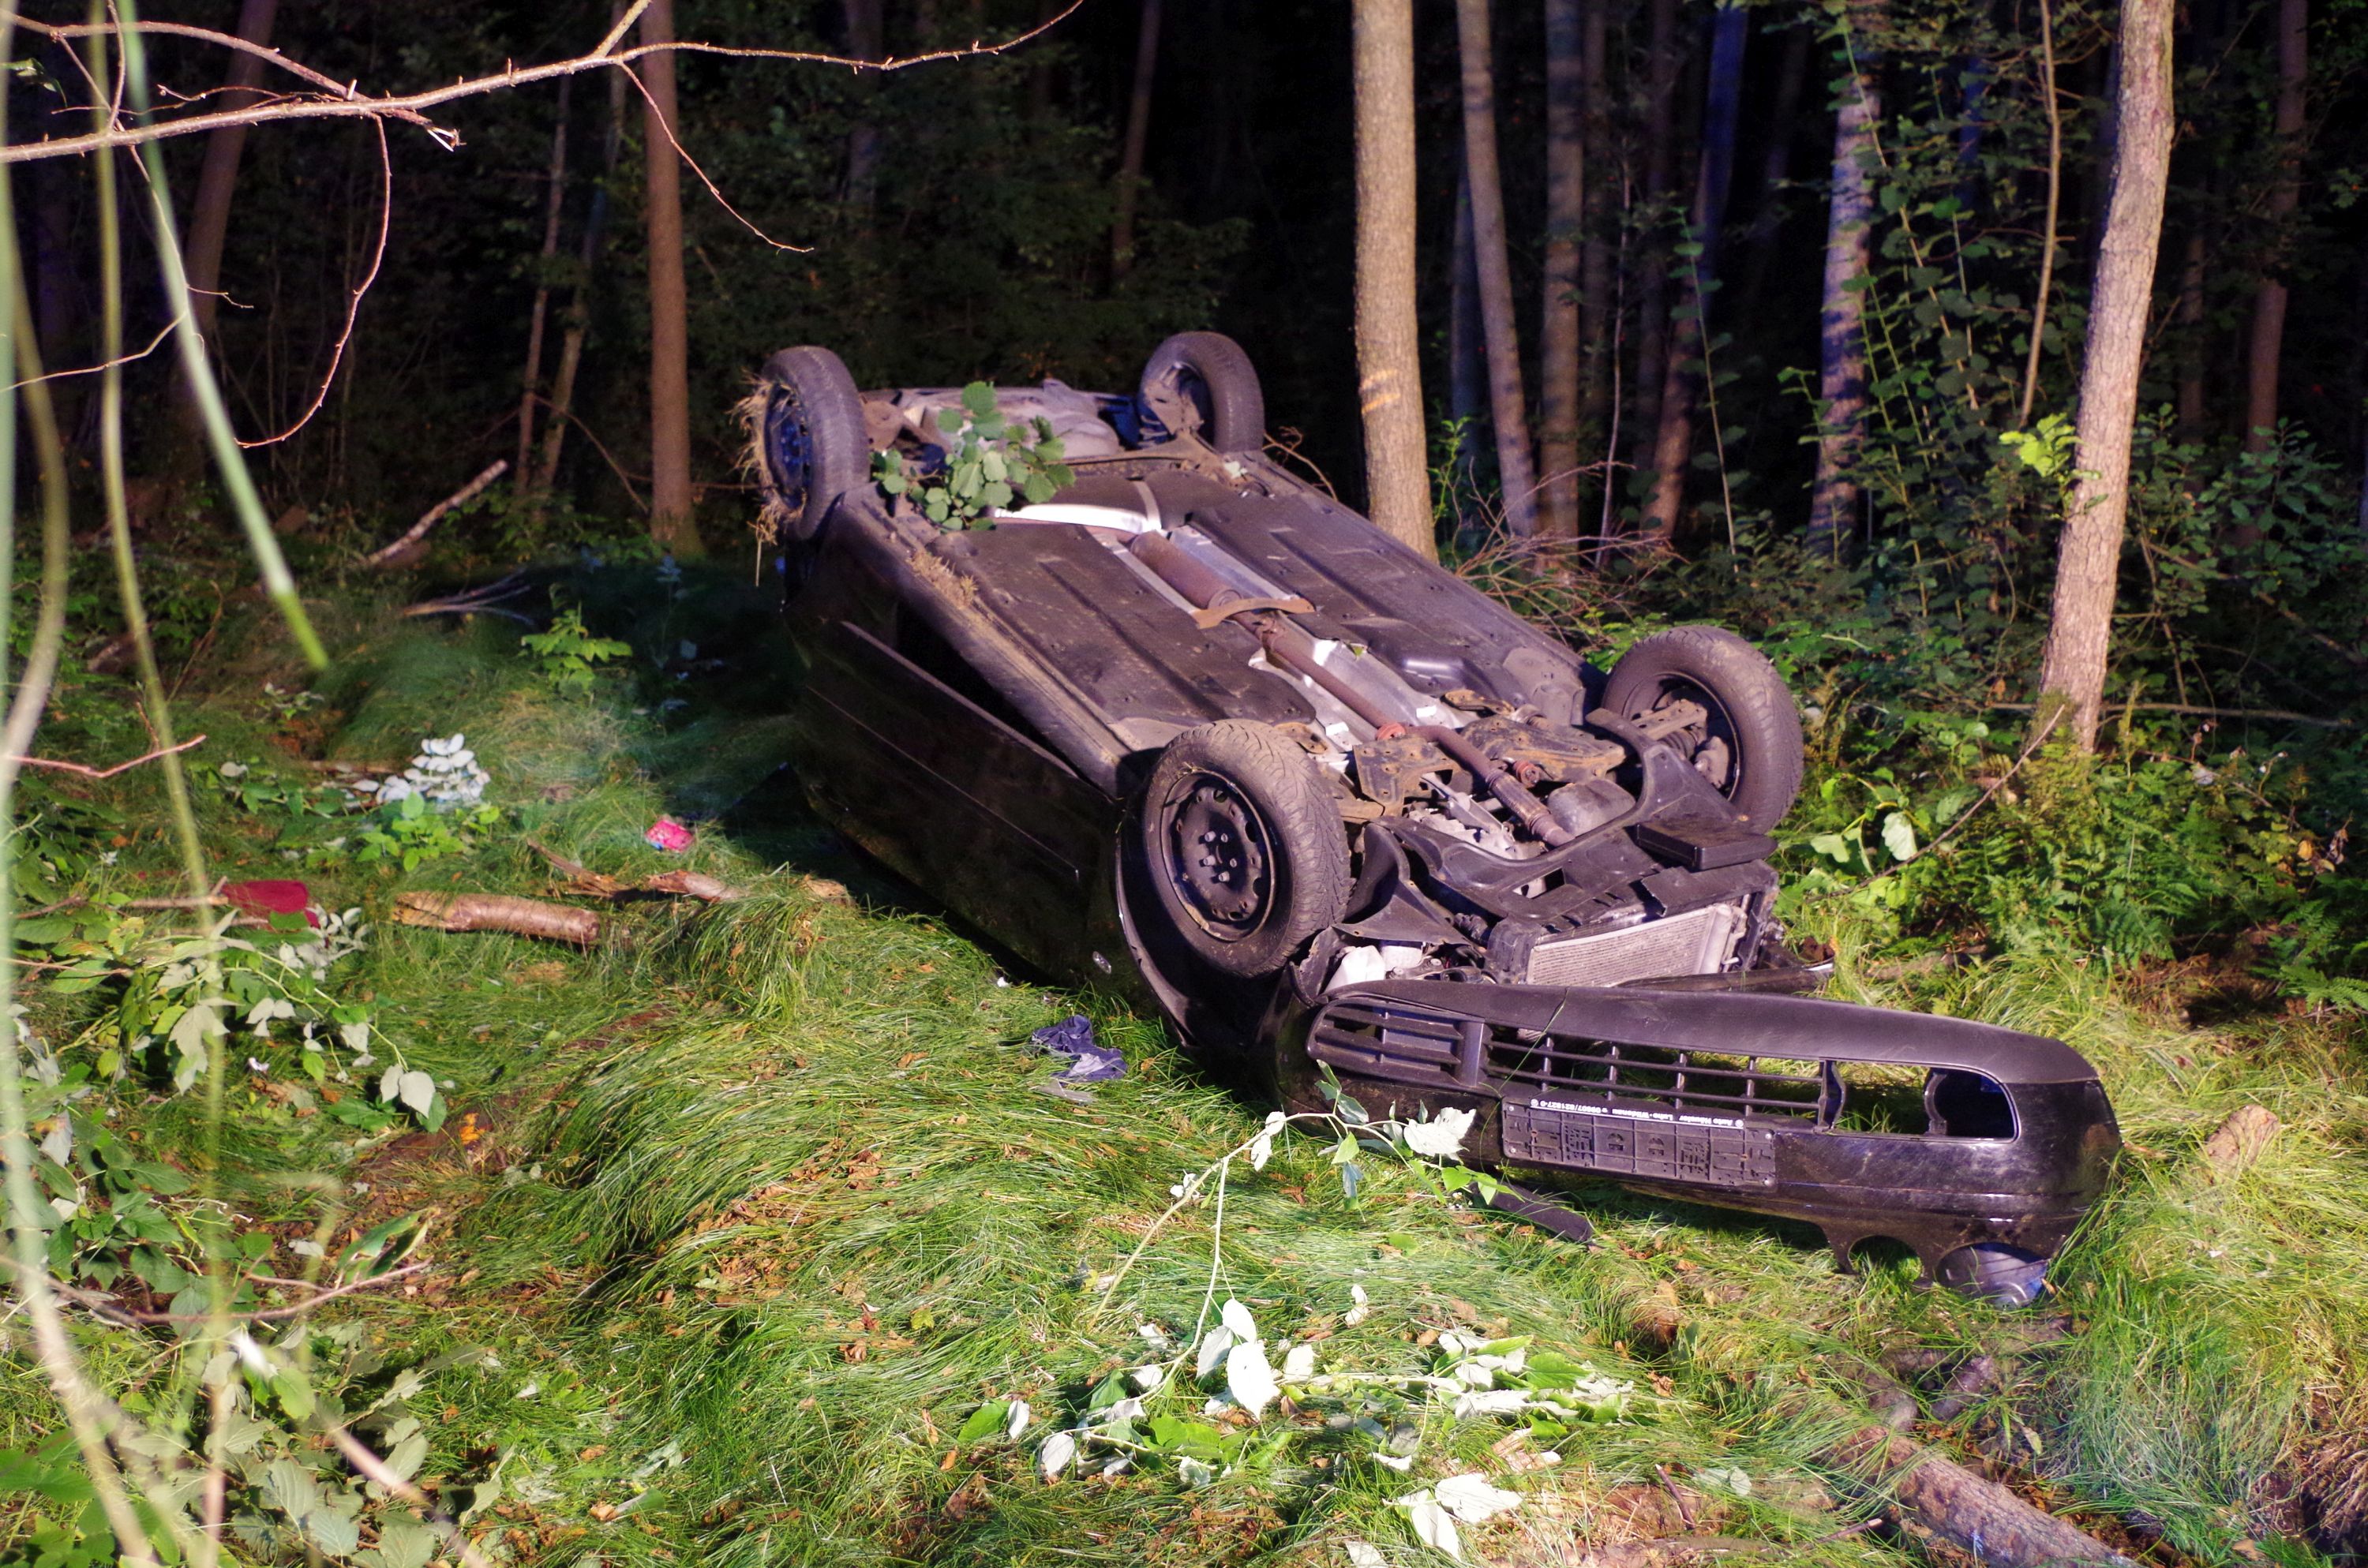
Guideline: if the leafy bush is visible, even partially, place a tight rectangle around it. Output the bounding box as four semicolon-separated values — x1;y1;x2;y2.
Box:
874;381;1074;530
519;607;631;691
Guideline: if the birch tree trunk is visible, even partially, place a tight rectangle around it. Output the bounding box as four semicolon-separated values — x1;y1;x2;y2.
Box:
1455;0;1539;540
1538;0;1586;542
2242;0;2306;452
2036;0;2175;750
1805;34;1882;556
1112;0;1163;278
641;0;699;550
1352;0;1437;557
1638;3;1748;545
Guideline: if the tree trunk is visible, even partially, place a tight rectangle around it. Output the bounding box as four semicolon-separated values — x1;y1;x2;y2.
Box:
1805;33;1882;556
1737;21;1812;324
1112;0;1163;279
1627;0;1682;495
536;41;629;503
1450;168;1485;458
1637;4;1748;547
641;0;698;550
2242;0;2306;451
2036;0;2175;750
515;82;571;500
2176;226;2207;434
1351;0;1437;558
841;0;886;212
1455;0;1539;540
1538;0;1585;542
1576;0;1613;462
169;0;276;465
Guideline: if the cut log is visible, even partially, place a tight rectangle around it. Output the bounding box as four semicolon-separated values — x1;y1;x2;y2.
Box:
392;892;601;947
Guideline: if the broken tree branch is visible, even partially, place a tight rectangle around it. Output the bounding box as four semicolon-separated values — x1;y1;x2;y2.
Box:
5;6;1086;165
363;460;508;565
10;733;205;779
392;892;602;946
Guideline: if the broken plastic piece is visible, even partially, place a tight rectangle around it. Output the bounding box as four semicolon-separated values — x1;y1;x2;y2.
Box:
1032;1015;1124;1082
644;817;694;851
223;878;318;928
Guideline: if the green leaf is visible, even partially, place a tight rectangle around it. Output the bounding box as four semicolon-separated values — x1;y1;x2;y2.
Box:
961;381;999;419
936;407;964;434
271;1368;316;1423
1021;472;1057;505
957;1401;1010;1443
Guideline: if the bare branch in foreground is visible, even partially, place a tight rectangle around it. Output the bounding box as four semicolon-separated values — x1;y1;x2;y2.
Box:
363;459;509;566
10;733;206;780
5;6;1085;165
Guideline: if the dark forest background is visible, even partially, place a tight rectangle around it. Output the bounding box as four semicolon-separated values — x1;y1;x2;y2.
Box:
20;0;2367;543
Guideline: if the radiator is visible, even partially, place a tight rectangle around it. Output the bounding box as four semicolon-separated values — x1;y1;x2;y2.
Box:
1525;902;1746;989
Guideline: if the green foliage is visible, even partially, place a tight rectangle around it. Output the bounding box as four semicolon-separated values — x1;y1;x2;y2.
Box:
518;607;631;692
874;382;1074;530
343;791;503;874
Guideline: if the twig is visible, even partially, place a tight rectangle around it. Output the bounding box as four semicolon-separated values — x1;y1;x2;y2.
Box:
363;459;508;565
530;393;646;511
6;309;182;391
1985;699;2350;729
238;119;389;448
1657;1464;1700;1529
9;732;204;779
51;1262;429;1324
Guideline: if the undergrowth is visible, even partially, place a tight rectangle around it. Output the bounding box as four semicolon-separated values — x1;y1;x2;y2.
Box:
3;557;2362;1566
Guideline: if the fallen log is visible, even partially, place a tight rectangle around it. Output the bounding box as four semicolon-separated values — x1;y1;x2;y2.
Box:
1821;1418;2136;1566
392;891;601;946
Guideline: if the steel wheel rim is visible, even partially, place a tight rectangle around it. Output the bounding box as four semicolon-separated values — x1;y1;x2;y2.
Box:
1162;771;1275;941
763;383;815;517
1647;677;1742;799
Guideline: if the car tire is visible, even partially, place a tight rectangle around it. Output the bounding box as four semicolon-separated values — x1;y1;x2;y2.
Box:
751;346;870;543
1140;720;1351;979
1603;625;1804;829
1137;331;1266;453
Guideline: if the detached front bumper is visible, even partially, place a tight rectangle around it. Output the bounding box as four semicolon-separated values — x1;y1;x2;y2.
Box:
1300;979;2120;1278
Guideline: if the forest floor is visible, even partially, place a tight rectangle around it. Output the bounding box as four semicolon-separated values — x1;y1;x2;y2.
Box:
6;559;2364;1568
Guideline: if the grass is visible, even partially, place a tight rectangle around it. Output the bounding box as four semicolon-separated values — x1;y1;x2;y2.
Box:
6;561;2365;1567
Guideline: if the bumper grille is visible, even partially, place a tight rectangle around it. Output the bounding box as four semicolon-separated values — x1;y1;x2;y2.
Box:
1527;902;1745;988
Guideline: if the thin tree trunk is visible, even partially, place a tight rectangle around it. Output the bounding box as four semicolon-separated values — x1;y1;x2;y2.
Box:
1576;0;1612;443
1627;0;1681;491
1639;2;1747;546
2036;0;2175;750
841;0;885;212
2176;226;2207;433
1027;0;1064;119
1112;0;1163;279
169;0;276;466
641;0;698;548
535;49;629;507
1456;0;1539;540
1538;0;1585;541
1352;0;1436;557
1805;32;1882;556
1737;21;1812;324
515;82;571;500
2017;0;2061;428
2243;0;2306;451
1450;168;1485;453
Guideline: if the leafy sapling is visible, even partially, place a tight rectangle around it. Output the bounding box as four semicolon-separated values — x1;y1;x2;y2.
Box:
519;608;631;692
875;381;1074;530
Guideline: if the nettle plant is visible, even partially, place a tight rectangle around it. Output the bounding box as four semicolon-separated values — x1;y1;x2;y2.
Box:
519;607;631;693
874;381;1074;530
964;1072;1647;1555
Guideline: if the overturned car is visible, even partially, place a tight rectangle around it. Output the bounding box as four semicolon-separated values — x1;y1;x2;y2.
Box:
749;332;2120;1304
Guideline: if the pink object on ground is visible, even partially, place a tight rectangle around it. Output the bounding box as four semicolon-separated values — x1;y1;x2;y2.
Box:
223;879;320;927
645;818;694;852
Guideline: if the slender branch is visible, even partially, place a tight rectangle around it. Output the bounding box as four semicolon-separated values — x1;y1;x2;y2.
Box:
2017;0;2063;429
324;1426;496;1568
10;733;205;780
362;459;509;566
238;120;390;448
2;7;1086;165
6;309;182;391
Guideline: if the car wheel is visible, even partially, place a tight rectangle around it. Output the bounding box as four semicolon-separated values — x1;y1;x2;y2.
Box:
1137;331;1265;454
751;346;870;544
1140;720;1351;979
1603;625;1804;829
